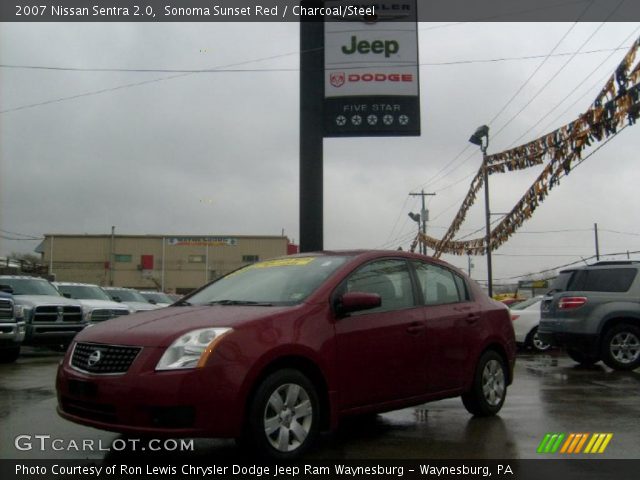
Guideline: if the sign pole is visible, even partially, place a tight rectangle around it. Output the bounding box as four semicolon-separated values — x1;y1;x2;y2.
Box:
299;4;325;253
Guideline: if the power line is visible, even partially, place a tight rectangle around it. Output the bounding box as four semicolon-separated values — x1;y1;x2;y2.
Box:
2;47;631;74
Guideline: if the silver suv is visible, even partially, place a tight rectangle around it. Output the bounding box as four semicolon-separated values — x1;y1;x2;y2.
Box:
539;261;640;370
0;291;25;362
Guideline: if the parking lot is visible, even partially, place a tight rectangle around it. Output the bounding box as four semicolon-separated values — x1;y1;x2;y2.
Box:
1;348;638;461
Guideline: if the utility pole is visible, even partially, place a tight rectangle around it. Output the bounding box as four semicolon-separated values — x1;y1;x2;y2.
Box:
109;226;115;286
409;190;435;255
594;223;600;261
469;125;492;297
468;255;474;277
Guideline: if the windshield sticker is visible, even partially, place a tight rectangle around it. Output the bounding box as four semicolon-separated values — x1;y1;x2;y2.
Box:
252;258;316;268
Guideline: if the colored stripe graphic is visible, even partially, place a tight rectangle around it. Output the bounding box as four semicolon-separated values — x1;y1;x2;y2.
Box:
537;433;565;453
584;433;613;454
539;433;613;454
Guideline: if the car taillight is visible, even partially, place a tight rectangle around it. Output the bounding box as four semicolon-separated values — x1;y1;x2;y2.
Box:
558;297;587;310
510;314;520;322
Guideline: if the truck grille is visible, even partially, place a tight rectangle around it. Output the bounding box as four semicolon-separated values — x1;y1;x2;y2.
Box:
90;309;129;323
71;342;141;374
0;298;13;319
34;305;83;322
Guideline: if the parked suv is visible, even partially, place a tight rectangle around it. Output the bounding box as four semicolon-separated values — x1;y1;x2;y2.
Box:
0;290;25;362
0;276;85;347
54;282;130;323
539;261;640;370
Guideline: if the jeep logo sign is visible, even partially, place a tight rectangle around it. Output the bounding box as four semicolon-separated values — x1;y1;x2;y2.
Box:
341;35;400;58
324;0;420;137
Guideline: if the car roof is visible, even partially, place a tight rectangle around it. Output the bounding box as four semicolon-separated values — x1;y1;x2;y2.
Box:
0;275;50;280
54;282;103;287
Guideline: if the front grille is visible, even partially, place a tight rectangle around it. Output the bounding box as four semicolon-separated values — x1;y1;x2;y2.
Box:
0;299;13;319
34;305;83;323
90;309;129;323
71;342;141;374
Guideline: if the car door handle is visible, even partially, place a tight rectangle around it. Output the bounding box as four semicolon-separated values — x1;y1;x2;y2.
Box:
406;322;425;334
466;313;480;324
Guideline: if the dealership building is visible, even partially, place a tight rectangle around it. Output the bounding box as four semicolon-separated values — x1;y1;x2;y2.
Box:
36;234;298;294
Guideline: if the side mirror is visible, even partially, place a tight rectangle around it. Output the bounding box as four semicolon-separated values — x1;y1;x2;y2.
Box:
62;293;71;299
337;292;381;316
148;299;157;305
112;296;122;303
0;285;14;294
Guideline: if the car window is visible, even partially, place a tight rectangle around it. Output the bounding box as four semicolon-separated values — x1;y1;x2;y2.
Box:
187;256;349;306
412;262;467;305
568;268;637;292
345;259;414;314
548;271;575;293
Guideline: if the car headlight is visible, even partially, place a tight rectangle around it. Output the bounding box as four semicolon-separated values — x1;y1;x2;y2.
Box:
82;307;93;322
156;328;232;371
15;305;32;321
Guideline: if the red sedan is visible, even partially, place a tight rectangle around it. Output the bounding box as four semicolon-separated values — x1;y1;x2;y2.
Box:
56;251;515;458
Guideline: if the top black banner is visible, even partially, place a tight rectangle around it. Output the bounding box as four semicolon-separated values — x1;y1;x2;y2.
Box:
2;0;640;22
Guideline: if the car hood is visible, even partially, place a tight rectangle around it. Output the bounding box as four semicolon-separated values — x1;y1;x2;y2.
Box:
74;304;296;347
75;299;130;310
14;295;82;307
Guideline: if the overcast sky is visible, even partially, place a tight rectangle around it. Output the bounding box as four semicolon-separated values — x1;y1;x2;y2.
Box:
1;20;639;284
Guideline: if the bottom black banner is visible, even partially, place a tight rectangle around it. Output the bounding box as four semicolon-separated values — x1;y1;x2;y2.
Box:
3;459;639;480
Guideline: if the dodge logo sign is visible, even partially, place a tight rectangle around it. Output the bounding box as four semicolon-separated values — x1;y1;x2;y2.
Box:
87;350;102;367
330;72;345;88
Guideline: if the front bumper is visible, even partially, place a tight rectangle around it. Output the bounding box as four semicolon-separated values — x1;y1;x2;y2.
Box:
0;321;26;347
25;323;86;345
56;343;244;438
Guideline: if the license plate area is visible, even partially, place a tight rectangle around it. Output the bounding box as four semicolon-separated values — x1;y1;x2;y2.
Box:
68;379;97;397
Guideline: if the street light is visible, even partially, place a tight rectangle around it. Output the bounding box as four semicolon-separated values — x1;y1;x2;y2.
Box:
408;212;422;254
468;124;493;297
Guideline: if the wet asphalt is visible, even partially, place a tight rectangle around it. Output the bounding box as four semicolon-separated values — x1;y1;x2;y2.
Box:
0;347;638;461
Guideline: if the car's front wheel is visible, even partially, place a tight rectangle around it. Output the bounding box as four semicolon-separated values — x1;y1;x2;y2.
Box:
245;369;320;459
462;350;507;417
526;327;551;352
601;324;640;371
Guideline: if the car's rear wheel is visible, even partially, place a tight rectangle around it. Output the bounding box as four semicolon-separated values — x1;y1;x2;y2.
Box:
462;350;507;417
601;324;640;371
566;348;599;366
245;369;320;459
0;346;20;363
526;327;551;352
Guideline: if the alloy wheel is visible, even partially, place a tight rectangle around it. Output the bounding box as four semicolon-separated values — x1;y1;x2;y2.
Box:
609;331;640;365
263;383;313;453
482;359;505;407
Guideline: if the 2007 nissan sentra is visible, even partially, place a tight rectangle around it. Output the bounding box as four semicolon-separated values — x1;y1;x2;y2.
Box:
56;250;515;458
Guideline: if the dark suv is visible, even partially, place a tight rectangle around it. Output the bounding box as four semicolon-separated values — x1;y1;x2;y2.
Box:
539;261;640;370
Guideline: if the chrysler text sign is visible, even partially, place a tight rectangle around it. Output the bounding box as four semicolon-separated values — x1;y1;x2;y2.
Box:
324;0;420;137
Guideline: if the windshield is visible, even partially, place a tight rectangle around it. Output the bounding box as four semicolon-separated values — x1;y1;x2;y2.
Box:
141;292;173;304
510;296;541;310
186;256;349;306
57;285;111;301
0;278;61;296
106;289;147;303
